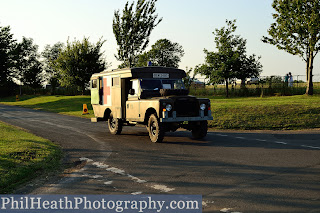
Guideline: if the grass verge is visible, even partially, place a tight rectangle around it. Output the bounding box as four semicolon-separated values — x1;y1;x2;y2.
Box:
0;121;62;193
1;95;320;130
0;95;94;119
209;95;320;129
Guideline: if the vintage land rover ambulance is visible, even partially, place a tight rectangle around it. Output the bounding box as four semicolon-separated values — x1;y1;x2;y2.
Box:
90;67;213;143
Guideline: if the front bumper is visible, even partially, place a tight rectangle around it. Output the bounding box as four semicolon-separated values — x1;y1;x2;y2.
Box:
160;110;213;123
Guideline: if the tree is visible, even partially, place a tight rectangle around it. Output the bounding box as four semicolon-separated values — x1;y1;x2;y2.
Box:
235;54;262;88
54;37;106;94
262;0;320;95
183;67;197;90
113;0;162;68
22;60;43;90
12;37;43;92
42;42;64;93
196;20;261;97
135;52;150;67
0;25;15;84
136;39;184;68
0;25;17;96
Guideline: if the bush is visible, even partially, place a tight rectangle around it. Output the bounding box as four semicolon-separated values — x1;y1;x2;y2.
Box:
0;81;18;97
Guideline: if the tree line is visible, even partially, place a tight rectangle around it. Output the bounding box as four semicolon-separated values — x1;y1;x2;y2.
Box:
1;0;319;97
0;29;108;96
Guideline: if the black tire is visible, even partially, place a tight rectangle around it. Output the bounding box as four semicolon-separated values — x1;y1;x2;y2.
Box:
108;113;122;135
147;114;165;143
192;121;208;139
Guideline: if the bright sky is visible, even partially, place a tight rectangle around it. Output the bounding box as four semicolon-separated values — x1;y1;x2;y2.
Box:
0;0;319;80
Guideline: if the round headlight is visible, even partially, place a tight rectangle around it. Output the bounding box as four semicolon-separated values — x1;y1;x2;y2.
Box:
166;104;172;112
200;103;206;111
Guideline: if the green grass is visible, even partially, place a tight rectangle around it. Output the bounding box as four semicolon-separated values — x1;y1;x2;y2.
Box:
1;95;320;130
209;95;320;130
0;121;62;193
0;95;94;119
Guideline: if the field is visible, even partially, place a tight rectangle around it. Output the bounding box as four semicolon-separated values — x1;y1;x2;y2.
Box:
0;121;61;193
1;94;320;130
209;95;320;129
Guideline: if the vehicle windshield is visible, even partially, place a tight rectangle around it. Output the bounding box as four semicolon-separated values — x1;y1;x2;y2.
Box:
140;79;185;90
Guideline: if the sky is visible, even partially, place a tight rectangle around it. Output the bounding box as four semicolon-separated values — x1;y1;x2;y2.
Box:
0;0;319;81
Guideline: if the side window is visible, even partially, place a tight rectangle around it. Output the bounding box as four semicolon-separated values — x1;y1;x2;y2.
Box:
132;80;139;95
112;77;120;87
99;78;103;89
91;79;97;88
128;79;140;98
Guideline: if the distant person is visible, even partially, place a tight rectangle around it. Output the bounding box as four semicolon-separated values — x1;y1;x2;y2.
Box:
288;72;293;87
284;73;289;86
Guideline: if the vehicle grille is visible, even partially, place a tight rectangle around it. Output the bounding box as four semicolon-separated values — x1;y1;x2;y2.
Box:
175;98;199;117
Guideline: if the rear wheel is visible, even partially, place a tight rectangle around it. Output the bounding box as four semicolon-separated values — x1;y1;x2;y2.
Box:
191;121;208;139
108;113;122;135
147;114;165;143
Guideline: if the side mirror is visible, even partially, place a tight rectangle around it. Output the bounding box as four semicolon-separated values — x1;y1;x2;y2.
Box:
129;88;135;95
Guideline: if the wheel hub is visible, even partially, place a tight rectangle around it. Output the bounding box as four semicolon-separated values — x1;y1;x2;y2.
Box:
151;122;157;136
110;118;116;129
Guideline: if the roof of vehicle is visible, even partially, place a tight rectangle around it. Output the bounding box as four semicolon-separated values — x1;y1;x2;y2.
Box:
91;66;186;79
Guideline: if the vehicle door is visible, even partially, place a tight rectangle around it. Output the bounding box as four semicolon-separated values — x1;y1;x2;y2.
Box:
126;79;141;120
90;78;99;105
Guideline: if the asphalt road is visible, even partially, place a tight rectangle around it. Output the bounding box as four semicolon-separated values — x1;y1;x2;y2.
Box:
0;104;320;213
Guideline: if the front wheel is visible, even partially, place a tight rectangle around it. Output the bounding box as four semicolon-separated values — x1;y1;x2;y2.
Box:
108;113;122;135
191;121;208;139
147;114;165;143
